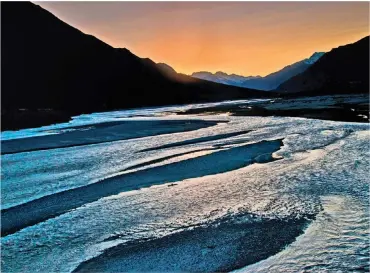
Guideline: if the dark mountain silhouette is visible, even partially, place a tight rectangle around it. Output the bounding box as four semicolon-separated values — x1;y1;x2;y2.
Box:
1;2;268;130
191;53;324;91
277;37;369;94
156;63;177;76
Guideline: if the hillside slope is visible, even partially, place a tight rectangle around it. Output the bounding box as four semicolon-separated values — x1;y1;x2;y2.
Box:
1;2;268;130
277;37;369;94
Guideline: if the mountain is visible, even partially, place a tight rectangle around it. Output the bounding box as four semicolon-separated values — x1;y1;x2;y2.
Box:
156;63;177;77
191;53;324;91
191;71;261;87
277;36;369;94
1;2;268;130
241;52;325;91
304;52;325;64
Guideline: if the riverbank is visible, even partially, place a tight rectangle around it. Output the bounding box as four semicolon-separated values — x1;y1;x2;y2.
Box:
173;94;369;123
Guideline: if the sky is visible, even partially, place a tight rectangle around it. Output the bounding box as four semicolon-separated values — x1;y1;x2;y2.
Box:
37;2;369;77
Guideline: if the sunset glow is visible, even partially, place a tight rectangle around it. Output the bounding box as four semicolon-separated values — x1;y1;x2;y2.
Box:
37;2;369;76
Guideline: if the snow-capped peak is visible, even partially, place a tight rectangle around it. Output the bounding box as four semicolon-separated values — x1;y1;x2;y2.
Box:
304;52;325;64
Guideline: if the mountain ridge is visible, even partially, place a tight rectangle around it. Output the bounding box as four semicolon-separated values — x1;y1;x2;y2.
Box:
277;36;369;94
191;71;261;87
1;2;270;130
191;52;325;90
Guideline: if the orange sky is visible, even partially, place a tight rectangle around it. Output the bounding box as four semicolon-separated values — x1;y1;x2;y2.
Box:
38;2;369;77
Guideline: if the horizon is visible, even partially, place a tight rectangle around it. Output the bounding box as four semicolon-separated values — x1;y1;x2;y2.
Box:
36;1;369;76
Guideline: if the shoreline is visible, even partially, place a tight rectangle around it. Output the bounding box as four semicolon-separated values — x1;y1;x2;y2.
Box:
174;94;369;123
1;94;369;132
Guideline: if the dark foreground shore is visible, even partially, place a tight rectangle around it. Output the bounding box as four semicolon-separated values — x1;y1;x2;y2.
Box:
1;109;72;131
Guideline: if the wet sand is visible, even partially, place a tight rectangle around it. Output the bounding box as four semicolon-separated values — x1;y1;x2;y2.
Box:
1;139;282;236
74;214;313;272
139;129;252;152
1;119;226;155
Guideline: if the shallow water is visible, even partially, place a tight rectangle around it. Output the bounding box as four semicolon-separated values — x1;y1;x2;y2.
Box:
1;99;369;272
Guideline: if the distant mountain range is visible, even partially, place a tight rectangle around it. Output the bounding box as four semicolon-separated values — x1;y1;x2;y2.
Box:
277;36;369;94
1;2;269;130
191;52;325;91
191;71;262;87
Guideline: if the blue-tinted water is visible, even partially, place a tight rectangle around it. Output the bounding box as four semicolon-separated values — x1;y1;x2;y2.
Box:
1;98;369;272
